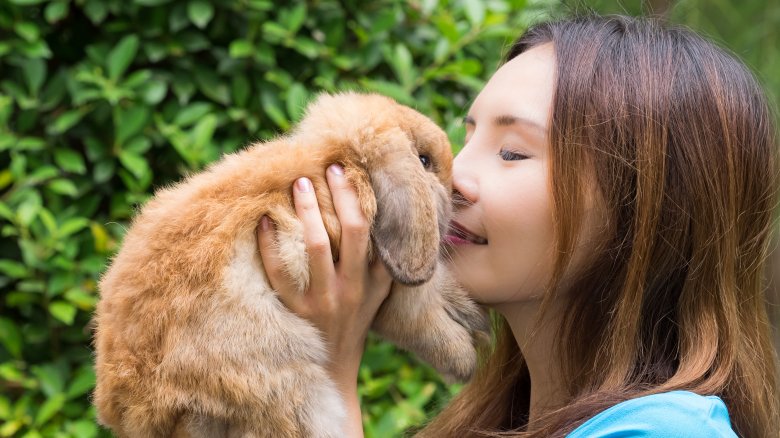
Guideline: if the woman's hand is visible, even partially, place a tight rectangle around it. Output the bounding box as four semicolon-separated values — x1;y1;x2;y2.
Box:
256;163;393;437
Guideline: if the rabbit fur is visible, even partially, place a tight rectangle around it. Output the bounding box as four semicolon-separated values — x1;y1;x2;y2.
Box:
93;92;489;437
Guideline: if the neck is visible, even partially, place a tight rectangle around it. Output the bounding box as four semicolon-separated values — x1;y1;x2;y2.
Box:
495;298;567;427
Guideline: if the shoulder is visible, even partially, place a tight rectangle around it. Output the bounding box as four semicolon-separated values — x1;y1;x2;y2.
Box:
567;391;737;438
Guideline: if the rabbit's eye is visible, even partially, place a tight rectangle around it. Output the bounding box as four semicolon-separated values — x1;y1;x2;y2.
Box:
419;154;432;169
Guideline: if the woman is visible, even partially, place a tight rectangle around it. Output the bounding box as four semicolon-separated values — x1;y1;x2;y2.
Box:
257;15;779;437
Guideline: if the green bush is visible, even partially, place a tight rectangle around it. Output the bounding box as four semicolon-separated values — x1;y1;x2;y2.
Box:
0;0;553;436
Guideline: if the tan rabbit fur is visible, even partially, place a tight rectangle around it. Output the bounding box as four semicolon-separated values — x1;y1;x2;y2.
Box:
93;92;489;438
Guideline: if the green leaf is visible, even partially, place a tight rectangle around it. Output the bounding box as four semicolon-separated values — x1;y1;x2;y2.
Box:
231;74;250;108
118;150;149;179
14;22;40;43
122;69;153;89
16;137;45;151
229;40;253;58
21;58;46;95
432;14;459;43
462;0;486;27
262;22;289;42
0;318;23;359
260;89;289;130
93;160;115;184
187;0;214;29
34;393;66;426
0;95;12;124
28;166;59;184
144;41;167;62
284;3;307;33
16;193;42;226
371;7;398;33
291;37;319;59
179;30;210;52
45;1;69;23
31;364;66;396
286;83;308;122
0;171;12;190
247;0;272;10
359;78;415;106
19;40;52;59
0;395;10;418
66;420;98;438
135;0;173;5
174;102;213;126
139;80;168;105
49;301;77;325
191;113;217;151
84;0;108;24
59;218;90;237
172;76;196;104
66;365;96;399
54;149;86;174
390;43;415;90
0;260;28;278
38;208;57;236
23;424;44;437
64;288;97;311
194;69;230;105
90;222;109;253
48;109;85;135
125;136;152;154
8;0;45;5
107;35;140;81
115;105;150;146
47;179;79;196
0;420;23;437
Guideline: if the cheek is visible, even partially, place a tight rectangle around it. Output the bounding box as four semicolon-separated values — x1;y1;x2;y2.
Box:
456;165;556;304
491;178;556;300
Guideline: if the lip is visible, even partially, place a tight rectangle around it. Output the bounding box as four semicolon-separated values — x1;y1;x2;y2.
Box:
443;221;488;245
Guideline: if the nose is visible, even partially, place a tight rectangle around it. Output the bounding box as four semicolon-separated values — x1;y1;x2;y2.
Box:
452;153;478;205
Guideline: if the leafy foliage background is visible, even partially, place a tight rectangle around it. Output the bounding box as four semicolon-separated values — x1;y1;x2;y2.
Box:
0;0;777;437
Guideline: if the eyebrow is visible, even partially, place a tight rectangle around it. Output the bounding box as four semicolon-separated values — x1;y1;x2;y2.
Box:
463;115;546;134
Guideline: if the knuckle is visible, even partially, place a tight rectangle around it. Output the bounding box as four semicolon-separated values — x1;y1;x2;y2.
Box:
261;256;283;276
333;182;355;195
307;238;330;254
265;263;283;279
321;295;339;314
342;218;370;236
297;197;319;212
340;292;361;309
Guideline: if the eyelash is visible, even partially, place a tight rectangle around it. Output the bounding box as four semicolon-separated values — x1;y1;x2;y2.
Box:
497;148;530;161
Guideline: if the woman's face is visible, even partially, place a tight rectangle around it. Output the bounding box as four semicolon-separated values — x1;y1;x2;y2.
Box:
444;43;600;308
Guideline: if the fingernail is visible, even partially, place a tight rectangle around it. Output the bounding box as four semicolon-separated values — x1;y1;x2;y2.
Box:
328;164;344;176
260;215;271;231
296;177;312;192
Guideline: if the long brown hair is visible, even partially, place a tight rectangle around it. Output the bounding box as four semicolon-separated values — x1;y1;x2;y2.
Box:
420;15;779;437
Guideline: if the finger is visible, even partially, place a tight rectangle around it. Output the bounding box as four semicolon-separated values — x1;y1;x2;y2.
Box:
326;164;370;274
256;216;299;307
293;177;336;290
368;258;393;306
370;258;393;289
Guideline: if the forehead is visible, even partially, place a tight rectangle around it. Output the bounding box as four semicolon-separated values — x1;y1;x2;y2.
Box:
469;43;556;129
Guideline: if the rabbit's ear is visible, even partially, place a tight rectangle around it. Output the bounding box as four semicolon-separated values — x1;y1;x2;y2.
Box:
369;130;440;286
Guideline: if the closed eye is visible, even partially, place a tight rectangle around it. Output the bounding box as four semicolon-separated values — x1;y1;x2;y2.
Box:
498;148;530;161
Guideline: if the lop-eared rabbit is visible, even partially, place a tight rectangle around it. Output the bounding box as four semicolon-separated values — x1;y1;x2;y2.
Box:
94;92;489;437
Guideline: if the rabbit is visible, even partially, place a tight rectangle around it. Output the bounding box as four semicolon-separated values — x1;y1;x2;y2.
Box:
93;92;490;438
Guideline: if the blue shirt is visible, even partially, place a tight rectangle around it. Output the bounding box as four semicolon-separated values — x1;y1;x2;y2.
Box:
567;390;737;437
